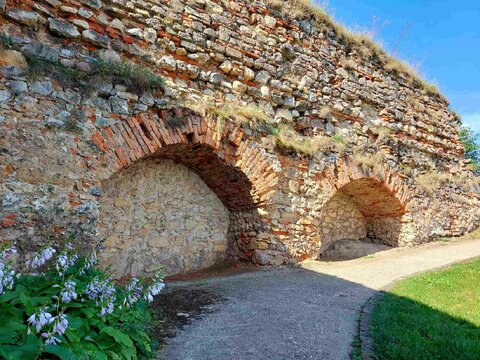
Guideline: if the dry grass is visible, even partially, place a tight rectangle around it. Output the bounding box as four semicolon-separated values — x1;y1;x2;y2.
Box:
400;164;414;177
415;171;480;194
263;0;443;99
453;227;480;241
319;105;331;117
352;151;386;174
415;172;450;194
276;125;347;156
186;95;269;126
0;50;28;68
449;173;480;192
339;58;357;70
374;126;392;136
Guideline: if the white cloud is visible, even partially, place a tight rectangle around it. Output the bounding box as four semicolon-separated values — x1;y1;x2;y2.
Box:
461;112;480;133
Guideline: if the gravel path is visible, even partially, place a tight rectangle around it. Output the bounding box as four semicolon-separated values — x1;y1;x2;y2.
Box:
157;238;480;360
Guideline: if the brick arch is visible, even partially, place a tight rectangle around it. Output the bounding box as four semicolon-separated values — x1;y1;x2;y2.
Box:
319;157;414;213
92;107;280;210
316;157;415;254
92;107;282;275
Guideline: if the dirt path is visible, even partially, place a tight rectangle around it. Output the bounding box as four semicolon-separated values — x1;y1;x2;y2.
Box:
157;238;480;360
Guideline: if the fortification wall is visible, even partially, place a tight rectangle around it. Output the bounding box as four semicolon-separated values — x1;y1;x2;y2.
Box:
0;0;478;275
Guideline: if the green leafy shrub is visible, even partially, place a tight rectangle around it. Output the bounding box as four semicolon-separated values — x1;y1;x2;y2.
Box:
0;243;165;359
459;126;480;174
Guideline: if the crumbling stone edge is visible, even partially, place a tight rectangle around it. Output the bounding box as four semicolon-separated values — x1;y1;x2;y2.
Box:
355;255;480;360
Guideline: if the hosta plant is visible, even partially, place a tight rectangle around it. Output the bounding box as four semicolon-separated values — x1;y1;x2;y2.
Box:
0;242;165;359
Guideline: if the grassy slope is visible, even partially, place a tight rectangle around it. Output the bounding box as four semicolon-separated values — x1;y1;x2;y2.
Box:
452;227;480;241
371;258;480;360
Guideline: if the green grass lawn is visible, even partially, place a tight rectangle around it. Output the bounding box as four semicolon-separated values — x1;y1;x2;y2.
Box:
370;258;480;360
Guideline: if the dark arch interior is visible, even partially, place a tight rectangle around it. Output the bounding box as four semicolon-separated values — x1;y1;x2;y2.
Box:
154;143;257;211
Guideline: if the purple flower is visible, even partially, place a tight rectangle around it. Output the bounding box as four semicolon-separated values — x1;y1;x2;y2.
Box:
123;277;144;308
0;246;17;261
52;314;68;336
28;310;68;345
143;269;165;303
79;252;98;275
26;246;56;269
56;249;78;275
85;276;116;317
59;280;77;303
27;308;54;333
42;332;61;345
0;262;16;295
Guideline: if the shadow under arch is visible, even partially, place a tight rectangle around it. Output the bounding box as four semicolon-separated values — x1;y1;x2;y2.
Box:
316;157;415;258
94;108;281;276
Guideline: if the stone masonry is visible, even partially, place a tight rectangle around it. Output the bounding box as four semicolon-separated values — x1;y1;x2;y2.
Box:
0;0;479;275
99;158;229;276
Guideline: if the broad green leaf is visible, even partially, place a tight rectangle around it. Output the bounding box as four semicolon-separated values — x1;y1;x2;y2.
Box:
0;319;26;335
100;327;134;348
17;292;33;314
0;334;40;360
44;345;76;360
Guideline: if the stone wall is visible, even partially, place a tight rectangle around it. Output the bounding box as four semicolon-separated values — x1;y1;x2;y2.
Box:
0;0;479;275
99;158;229;276
318;192;366;252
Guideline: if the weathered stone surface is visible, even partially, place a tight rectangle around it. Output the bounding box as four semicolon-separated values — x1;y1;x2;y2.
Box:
232;81;247;93
158;55;176;71
100;159;230;276
78;7;94;18
5;8;39;26
71;19;89;30
79;0;103;9
109;96;129;114
244;67;255;80
82;30;109;47
219;60;232;73
95;114;118;127
8;81;28;94
48;18;80;38
0;90;11;103
255;70;271;85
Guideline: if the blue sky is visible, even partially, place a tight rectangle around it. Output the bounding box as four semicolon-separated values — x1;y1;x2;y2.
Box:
316;0;480;140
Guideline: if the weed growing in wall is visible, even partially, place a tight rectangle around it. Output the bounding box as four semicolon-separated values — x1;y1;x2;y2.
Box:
26;55;164;95
352;151;386;174
0;35;163;95
186;95;269;126
276;124;348;156
415;171;480;194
